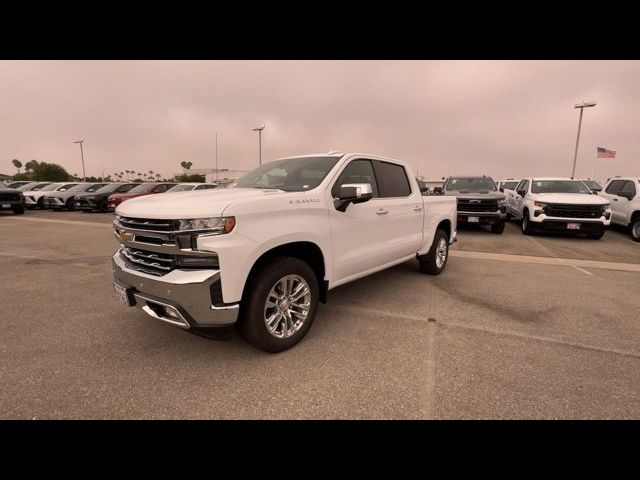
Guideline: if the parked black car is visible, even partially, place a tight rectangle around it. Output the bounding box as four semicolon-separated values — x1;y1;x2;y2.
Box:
0;187;26;215
73;183;137;212
443;175;507;234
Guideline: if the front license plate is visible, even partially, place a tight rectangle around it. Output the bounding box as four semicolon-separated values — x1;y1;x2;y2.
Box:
468;216;479;223
567;223;581;230
113;282;133;306
1;203;9;208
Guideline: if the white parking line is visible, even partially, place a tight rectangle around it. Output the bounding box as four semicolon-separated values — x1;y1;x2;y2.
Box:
1;216;112;228
450;250;640;273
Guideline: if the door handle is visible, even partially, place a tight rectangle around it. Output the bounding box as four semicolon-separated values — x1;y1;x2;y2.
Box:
613;198;618;201
413;205;423;211
376;208;388;215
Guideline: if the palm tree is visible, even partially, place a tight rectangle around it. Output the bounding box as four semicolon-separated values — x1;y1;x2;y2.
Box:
12;159;22;173
137;172;143;180
125;170;130;180
25;159;39;172
180;161;187;174
155;173;161;181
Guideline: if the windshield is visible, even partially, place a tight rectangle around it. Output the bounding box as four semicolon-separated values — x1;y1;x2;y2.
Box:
127;183;156;194
28;183;52;191
501;181;519;190
94;183;125;194
581;180;601;189
168;184;195;192
233;156;341;192
446;177;496;192
531;180;592;194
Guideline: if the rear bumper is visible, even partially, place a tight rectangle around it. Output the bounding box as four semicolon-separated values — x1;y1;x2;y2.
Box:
112;249;238;329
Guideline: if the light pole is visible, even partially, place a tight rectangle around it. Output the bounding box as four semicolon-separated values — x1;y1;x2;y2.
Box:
571;101;596;179
73;139;86;181
252;125;265;166
215;131;218;183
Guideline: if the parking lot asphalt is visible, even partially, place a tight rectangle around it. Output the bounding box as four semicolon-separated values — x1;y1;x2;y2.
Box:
1;210;639;419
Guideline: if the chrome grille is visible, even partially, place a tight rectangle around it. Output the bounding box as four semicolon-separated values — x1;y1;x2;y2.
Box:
119;217;177;232
457;199;499;212
121;247;175;276
0;192;20;202
544;203;603;219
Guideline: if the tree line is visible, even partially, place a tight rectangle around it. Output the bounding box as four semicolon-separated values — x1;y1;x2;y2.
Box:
9;159;205;183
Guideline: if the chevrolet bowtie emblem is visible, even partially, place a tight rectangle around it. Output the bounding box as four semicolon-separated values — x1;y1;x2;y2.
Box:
119;230;134;242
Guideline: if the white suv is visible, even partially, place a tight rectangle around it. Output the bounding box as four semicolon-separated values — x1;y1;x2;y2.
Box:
599;177;640;242
506;177;611;239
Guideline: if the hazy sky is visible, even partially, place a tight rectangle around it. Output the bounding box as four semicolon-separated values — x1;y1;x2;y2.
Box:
1;60;638;182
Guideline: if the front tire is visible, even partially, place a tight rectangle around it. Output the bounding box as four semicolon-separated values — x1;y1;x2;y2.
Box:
12;206;25;215
66;198;75;211
588;230;605;240
419;229;449;275
491;221;505;234
236;256;319;353
521;211;534;235
630;217;640;242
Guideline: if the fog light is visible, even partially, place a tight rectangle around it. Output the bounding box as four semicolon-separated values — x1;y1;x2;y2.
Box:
163;306;180;320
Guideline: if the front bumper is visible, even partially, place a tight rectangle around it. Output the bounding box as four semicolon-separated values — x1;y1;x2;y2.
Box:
531;219;606;233
112;249;238;329
457;211;506;225
45;197;65;208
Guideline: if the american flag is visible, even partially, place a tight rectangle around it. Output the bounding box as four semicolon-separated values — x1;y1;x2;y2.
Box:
597;147;616;158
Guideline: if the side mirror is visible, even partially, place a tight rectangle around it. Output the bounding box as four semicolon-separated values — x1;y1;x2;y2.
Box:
433;187;443;195
620;193;634;201
335;183;373;212
517;190;525;197
499;187;504;192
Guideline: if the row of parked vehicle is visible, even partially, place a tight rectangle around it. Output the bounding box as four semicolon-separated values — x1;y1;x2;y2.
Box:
0;180;219;214
439;175;639;241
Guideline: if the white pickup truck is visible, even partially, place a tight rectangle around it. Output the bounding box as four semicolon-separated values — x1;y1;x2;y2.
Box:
599;177;640;242
112;153;457;352
505;177;611;239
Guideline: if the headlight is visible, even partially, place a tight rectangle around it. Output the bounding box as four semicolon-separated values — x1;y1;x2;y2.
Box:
601;204;610;214
497;198;506;206
534;201;547;208
86;196;95;200
177;216;235;234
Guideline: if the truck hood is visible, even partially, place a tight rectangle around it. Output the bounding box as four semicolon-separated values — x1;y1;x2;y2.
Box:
115;188;287;219
531;193;609;205
445;190;505;201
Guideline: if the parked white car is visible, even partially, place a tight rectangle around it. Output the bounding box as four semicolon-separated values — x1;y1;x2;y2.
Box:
506;177;611;239
23;182;78;209
112;152;457;352
599;177;640;242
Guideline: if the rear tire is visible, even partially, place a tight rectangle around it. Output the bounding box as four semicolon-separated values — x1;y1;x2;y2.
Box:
521;211;534;235
491;221;505;234
630;217;640;242
419;229;449;275
66;198;75;211
12;206;25;215
236;256;319;353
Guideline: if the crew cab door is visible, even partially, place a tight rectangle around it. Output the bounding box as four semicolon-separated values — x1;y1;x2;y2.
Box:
513;179;529;218
602;179;628;224
328;158;423;283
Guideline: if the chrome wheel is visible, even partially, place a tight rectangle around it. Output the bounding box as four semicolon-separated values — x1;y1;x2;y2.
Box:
264;274;311;339
435;238;448;269
522;216;527;231
633;220;640;239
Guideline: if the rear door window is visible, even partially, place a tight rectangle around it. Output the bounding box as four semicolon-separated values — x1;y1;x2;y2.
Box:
372;161;412;198
619;180;637;198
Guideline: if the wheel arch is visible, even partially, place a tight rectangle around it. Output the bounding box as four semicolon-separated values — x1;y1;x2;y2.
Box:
242;241;328;304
